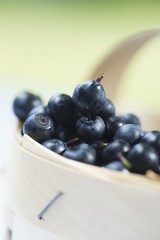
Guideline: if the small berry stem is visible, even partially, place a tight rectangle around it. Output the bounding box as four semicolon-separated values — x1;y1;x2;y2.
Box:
65;137;79;147
86;107;92;121
117;153;132;169
100;142;108;148
96;72;105;82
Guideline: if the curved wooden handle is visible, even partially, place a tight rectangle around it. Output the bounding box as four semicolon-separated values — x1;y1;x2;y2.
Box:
89;29;160;100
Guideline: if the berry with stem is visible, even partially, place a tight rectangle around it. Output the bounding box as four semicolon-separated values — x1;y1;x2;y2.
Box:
75;107;106;142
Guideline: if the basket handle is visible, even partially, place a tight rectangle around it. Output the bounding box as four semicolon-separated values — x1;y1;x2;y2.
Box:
89;29;160;100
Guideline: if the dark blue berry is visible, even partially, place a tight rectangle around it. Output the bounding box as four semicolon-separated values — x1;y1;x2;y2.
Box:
93;98;115;121
141;131;160;154
119;113;141;126
42;139;67;154
56;124;77;142
105;116;126;141
27;105;48;118
75;116;106;142
72;76;106;114
127;143;159;174
62;143;96;165
102;139;130;165
90;141;107;166
47;93;74;125
103;161;126;171
113;124;144;145
23;113;55;143
13;91;42;121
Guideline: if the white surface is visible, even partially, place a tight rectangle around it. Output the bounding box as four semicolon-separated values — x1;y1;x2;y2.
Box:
0;172;63;240
0;83;15;171
12;215;63;240
0;172;6;240
0;83;15;239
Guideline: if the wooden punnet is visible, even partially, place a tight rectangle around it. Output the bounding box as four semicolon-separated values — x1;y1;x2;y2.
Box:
5;29;160;240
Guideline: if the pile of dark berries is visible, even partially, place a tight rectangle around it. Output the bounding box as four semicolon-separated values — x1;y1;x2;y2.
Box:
13;74;160;175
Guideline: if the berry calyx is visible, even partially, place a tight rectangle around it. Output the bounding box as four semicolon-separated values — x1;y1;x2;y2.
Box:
75;112;106;142
23;113;56;143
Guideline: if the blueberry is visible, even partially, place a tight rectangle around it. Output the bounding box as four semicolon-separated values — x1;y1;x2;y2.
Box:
103;161;126;171
13;91;42;121
62;143;96;165
56;124;77;142
113;124;144;145
102;139;130;165
72;75;107;114
27;105;48;118
75;115;106;142
93;98;115;121
23;113;56;143
141;131;160;154
90;141;107;166
127;143;159;174
119;113;141;126
47;93;74;125
42;139;67;154
105;116;126;141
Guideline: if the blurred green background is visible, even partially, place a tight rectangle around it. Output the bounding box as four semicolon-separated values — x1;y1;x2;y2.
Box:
0;0;160;111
